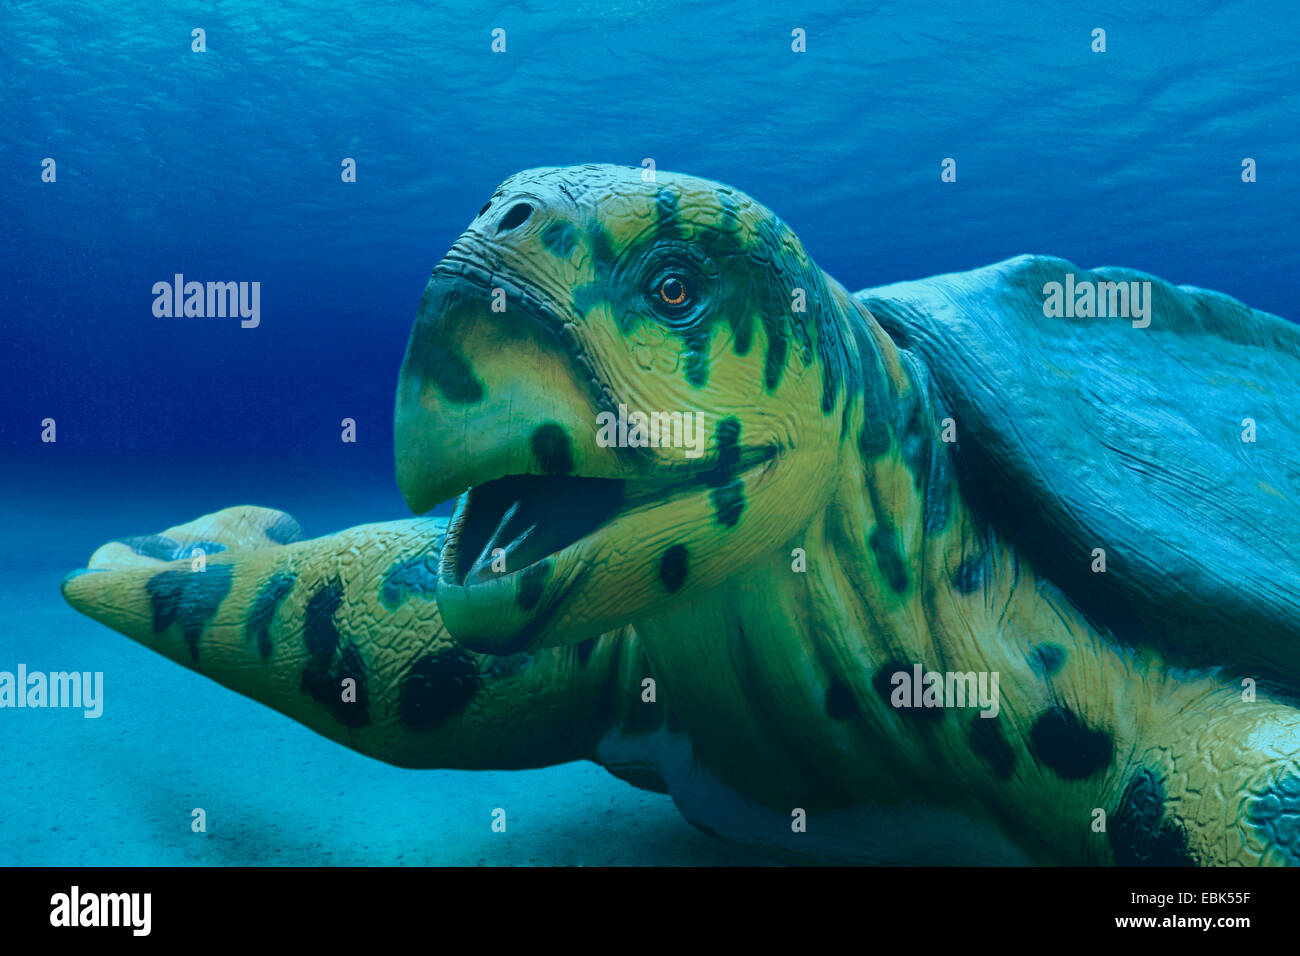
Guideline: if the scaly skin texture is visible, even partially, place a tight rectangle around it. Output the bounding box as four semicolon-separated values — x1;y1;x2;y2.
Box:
65;165;1300;865
62;507;654;777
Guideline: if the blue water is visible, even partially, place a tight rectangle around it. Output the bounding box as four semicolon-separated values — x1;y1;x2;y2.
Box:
2;0;1295;865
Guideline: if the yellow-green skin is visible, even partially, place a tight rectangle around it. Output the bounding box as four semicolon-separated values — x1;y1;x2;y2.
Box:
63;165;1300;865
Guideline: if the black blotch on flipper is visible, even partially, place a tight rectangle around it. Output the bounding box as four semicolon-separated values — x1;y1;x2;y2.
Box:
531;423;574;476
302;579;344;661
824;679;858;719
301;641;370;729
659;545;689;592
145;565;233;663
122;534;227;561
123;534;181;560
868;525;909;593
541;220;576;257
1030;707;1113;780
264;513;303;544
872;659;944;723
952;554;985;594
575;637;597;665
1029;643;1067;677
1111;768;1197;866
399;649;480;729
246;572;296;660
1248;773;1300;866
381;553;439;609
299;578;370;727
969;717;1016;780
516;560;552;613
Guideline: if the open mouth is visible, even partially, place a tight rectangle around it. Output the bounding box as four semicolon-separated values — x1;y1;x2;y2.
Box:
445;443;780;589
451;475;627;586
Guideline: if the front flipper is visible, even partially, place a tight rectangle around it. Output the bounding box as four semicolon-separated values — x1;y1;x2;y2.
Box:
62;506;631;771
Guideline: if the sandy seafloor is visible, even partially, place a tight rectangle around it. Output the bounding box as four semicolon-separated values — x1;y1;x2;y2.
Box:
0;460;764;866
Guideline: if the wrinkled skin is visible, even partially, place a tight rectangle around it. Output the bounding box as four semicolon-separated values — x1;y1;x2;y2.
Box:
64;166;1300;865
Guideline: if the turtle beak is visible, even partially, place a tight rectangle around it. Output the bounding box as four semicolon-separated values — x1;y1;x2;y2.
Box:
393;251;635;653
395;256;599;512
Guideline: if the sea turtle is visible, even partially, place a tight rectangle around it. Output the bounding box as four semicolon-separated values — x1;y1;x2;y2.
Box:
62;164;1300;865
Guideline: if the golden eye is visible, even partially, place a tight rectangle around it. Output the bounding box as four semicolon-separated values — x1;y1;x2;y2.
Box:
659;276;688;306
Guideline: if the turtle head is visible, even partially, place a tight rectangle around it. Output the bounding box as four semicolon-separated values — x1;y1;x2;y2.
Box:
396;164;860;653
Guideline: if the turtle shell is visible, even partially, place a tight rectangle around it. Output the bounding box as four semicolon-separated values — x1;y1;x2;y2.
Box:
860;255;1300;685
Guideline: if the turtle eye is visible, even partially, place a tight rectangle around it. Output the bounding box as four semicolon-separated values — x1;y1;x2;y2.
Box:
656;274;691;309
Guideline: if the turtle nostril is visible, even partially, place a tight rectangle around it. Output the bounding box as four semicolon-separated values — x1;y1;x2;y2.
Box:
498;202;533;232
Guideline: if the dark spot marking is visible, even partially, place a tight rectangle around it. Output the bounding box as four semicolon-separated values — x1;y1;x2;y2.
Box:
824;679;858;719
264;513;302;544
659;544;689;592
420;342;484;404
399;649;480;729
121;534;227;561
381;553;439;609
572;282;603;318
145;565;234;663
302;579;344;662
588;223;617;273
575;637;597;665
516;560;551;613
541;220;576;257
729;311;754;356
709;483;745;528
1111;768;1197;866
869;525;908;593
953;555;985;594
764;323;789;391
531;423;574;476
854;326;895;460
1030;707;1113;779
297;578;370;726
301;639;370;728
1248;773;1300;866
871;659;944;722
683;329;712;388
969;717;1016;779
702;417;746;527
120;534;180;560
1029;643;1067;677
246;572;296;660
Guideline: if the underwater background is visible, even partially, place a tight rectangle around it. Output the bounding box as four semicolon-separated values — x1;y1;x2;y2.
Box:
2;0;1296;865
